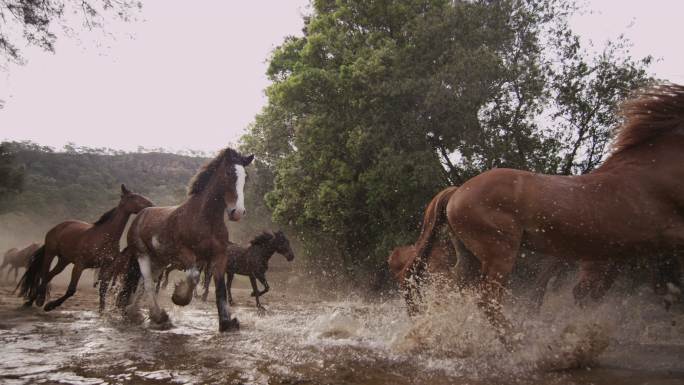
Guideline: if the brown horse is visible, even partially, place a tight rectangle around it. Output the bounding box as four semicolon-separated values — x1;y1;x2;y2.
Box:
403;83;684;345
387;241;455;283
17;185;153;312
1;243;41;281
116;148;253;332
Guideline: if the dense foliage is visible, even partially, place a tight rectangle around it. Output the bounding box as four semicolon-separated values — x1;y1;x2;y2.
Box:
0;142;24;199
241;0;652;281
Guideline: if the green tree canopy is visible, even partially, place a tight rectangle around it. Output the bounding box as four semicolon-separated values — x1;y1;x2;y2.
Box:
241;0;652;282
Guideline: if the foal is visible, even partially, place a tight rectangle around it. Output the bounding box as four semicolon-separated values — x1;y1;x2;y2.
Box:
220;231;295;311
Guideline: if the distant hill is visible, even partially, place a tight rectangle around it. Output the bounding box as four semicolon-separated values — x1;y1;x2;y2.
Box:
0;142;274;250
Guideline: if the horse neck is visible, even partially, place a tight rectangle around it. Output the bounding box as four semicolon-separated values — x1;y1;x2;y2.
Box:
249;243;275;264
186;177;228;225
96;207;133;243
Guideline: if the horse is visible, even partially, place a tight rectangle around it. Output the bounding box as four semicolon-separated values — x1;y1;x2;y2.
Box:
1;244;41;281
17;185;153;312
219;231;295;312
388;241;455;284
115;148;254;332
402;83;684;346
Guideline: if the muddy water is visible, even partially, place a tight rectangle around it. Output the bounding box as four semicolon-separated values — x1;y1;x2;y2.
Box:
0;277;683;385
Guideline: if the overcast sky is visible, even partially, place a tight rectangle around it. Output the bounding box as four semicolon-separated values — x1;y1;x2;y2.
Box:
1;0;682;153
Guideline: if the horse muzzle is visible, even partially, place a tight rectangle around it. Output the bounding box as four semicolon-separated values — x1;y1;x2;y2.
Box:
228;208;246;221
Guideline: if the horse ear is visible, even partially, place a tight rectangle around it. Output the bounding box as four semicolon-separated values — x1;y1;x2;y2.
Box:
243;154;254;166
121;184;131;196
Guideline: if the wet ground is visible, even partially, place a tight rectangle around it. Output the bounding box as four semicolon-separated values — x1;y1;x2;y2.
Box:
0;276;683;385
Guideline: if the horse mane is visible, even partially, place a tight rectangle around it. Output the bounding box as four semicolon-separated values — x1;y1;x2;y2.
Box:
250;232;274;246
93;207;117;225
611;83;684;154
187;147;242;196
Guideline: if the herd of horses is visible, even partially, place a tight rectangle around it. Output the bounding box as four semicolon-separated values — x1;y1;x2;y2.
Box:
2;83;683;347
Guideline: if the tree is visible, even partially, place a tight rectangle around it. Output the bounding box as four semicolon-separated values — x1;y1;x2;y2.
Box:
0;142;24;207
0;0;141;65
241;0;652;282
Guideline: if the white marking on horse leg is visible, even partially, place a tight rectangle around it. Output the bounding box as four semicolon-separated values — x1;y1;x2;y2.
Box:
234;164;246;216
138;254;161;311
186;267;200;285
151;235;161;251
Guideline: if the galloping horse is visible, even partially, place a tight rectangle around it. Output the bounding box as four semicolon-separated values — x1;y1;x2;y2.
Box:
17;185;153;312
116;148;253;332
219;231;295;311
1;243;41;281
403;83;684;344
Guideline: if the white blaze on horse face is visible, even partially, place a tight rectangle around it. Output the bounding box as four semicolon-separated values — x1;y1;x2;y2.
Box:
231;164;246;220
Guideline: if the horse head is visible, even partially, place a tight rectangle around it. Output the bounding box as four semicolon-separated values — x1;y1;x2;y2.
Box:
119;184;154;214
273;230;295;262
219;150;254;222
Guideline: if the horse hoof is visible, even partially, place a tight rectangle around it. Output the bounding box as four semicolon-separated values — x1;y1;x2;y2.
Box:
35;297;45;307
150;309;170;325
219;318;239;332
124;307;145;325
21;301;33;309
44;302;57;312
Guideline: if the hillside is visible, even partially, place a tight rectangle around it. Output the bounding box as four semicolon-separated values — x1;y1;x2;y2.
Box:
0;142;274;251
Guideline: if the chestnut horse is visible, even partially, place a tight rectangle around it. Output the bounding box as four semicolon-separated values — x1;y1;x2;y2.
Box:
403;83;684;345
388;241;455;284
116;148;253;332
17;185;153;312
2;243;41;281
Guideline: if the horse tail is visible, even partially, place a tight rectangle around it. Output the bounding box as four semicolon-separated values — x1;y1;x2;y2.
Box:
115;246;141;309
401;186;459;284
15;245;46;298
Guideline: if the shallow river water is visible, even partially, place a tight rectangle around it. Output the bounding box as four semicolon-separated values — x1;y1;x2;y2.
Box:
0;277;683;385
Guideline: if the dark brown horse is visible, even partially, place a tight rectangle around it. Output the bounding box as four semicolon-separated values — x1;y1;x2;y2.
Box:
220;231;295;311
403;83;684;345
116;148;253;332
17;185;153;312
1;243;41;281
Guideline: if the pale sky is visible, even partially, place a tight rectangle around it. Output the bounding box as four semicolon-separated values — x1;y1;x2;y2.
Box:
1;0;682;153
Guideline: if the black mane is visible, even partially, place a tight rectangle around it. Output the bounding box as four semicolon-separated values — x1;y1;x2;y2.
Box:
187;148;244;196
93;207;117;225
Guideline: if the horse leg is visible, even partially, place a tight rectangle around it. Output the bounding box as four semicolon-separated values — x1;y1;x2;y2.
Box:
44;264;84;311
255;273;270;297
161;266;172;289
530;257;564;309
13;266;19;282
226;272;234;306
98;278;110;313
213;256;238;332
201;270;212;302
31;255;67;307
138;254;169;325
155;270;163;294
32;249;59;307
653;254;682;310
249;275;266;315
457;230;520;350
573;260;617;306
